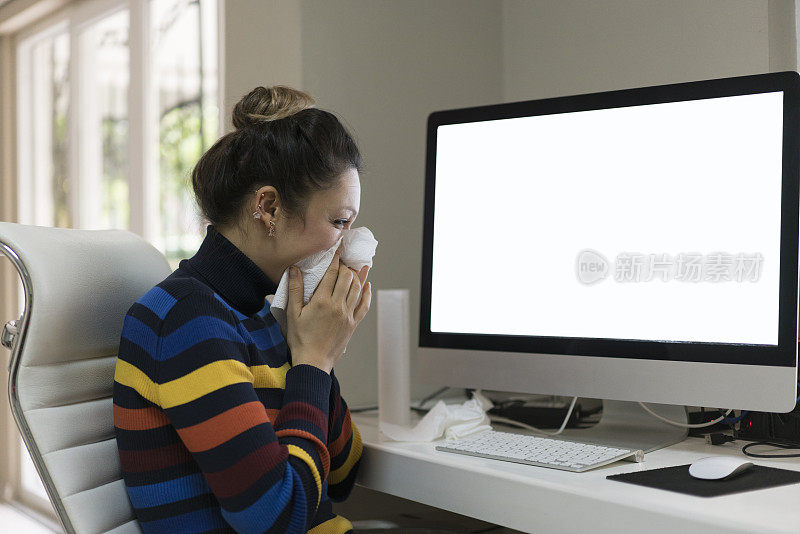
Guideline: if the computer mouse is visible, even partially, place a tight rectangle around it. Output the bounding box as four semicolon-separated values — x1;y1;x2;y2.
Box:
688;456;754;480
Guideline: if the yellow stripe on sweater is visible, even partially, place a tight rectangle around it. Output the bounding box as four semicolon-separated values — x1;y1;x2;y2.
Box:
307;515;354;534
329;422;362;485
286;444;322;506
159;360;253;408
115;359;295;412
251;362;289;389
114;359;159;404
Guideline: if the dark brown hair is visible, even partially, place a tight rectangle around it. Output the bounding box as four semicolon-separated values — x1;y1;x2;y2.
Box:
191;86;363;230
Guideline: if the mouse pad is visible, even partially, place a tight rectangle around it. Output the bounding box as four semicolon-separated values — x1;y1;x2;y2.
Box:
607;464;800;497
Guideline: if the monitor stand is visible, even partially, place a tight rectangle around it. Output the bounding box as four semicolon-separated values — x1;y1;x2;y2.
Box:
558;400;689;454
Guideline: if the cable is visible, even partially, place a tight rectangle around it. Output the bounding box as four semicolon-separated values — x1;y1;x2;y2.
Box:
638;402;733;428
742;440;800;458
349;405;378;413
581;405;603;417
719;386;800;429
488;396;578;436
705;433;736;446
418;386;450;408
718;393;798;427
704;384;800;456
350;386;453;414
717;409;748;426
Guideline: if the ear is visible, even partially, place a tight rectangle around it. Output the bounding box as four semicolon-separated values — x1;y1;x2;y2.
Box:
255;186;280;219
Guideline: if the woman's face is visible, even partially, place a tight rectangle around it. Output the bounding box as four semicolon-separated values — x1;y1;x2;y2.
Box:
279;167;361;266
242;166;362;287
223;168;362;287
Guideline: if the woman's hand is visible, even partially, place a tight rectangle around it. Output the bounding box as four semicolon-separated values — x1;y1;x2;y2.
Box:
285;243;372;374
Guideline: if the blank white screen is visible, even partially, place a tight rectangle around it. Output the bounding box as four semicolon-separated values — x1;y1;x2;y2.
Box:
431;92;784;345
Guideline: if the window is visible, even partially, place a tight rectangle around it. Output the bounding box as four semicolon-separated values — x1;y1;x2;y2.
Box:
17;0;219;265
152;0;219;267
16;23;70;229
76;7;130;230
10;0;221;516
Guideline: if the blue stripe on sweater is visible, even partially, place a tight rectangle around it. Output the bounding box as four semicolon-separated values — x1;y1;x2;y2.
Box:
267;320;283;342
161;316;244;359
122;314;246;362
126;473;209;509
120;315;159;357
140;506;229;534
123;315;284;364
247;322;284;352
221;464;305;534
214;293;248;320
138;286;177;320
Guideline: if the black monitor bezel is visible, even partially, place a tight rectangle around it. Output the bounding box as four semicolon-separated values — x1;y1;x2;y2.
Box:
419;71;800;367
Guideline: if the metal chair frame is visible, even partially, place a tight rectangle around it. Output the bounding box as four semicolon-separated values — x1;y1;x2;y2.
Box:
2;237;77;533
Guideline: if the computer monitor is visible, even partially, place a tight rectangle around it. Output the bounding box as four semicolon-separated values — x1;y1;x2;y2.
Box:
418;71;800;452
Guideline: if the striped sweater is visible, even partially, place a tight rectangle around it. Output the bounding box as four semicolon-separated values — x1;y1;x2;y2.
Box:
113;224;362;533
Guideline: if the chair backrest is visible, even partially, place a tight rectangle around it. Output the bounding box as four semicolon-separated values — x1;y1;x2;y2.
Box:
0;222;172;534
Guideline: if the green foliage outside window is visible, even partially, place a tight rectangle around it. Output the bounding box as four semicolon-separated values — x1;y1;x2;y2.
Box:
102;116;130;230
159;99;219;269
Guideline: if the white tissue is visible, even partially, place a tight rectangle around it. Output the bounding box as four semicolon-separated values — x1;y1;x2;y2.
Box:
379;390;495;442
270;226;378;337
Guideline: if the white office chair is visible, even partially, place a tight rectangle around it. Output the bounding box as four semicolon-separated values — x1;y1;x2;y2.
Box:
0;221;459;534
1;222;171;534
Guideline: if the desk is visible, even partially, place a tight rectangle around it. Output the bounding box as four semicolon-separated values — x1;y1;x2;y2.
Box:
352;411;800;534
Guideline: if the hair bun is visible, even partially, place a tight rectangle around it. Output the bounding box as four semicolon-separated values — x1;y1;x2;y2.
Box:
232;86;316;129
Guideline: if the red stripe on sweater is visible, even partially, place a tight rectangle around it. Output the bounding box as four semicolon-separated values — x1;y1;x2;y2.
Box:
118;442;193;472
203;441;287;499
329;408;352;457
114;404;170;431
330;396;342;433
275;428;331;480
274;401;327;439
176;401;268;452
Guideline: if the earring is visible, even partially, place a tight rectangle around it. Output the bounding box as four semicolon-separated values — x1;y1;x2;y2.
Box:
268;220;276;237
254;192;265;219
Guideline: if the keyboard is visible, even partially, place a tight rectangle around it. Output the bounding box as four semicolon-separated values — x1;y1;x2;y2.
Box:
435;430;644;472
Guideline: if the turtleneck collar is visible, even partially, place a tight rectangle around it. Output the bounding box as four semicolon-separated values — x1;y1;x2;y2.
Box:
178;224;279;316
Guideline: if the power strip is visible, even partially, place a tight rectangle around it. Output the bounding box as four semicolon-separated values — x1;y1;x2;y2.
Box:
738;409;800;442
686;410;731;436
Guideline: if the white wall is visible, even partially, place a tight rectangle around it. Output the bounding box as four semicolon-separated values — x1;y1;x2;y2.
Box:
223;0;796;408
223;0;303;131
225;0;504;407
300;0;504;406
502;0;795;102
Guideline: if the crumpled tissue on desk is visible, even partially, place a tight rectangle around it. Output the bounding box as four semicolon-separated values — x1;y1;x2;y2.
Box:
379;390;494;442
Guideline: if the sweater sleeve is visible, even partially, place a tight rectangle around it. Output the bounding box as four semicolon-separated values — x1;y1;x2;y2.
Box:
155;291;332;533
326;368;363;502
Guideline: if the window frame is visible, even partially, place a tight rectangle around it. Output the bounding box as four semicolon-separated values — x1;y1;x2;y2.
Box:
2;0;224;520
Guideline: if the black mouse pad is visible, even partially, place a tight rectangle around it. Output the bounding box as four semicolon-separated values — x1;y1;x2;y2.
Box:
606;464;800;497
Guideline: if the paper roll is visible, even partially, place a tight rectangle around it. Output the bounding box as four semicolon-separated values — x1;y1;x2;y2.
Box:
377;289;411;427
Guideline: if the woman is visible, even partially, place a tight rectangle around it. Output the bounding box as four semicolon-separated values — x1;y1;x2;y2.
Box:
113;85;371;534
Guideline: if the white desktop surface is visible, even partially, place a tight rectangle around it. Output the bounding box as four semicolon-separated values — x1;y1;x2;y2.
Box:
352;410;800;534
